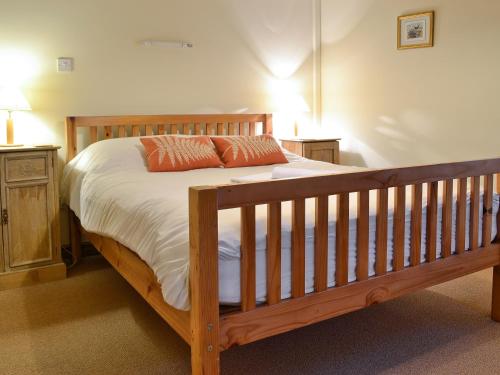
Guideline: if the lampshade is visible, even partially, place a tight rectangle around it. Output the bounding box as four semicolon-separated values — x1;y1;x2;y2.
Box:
0;86;31;112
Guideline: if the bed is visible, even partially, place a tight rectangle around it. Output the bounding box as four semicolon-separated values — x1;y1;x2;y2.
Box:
64;114;500;374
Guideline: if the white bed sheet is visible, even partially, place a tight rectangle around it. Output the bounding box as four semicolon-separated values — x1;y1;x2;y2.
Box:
62;137;499;311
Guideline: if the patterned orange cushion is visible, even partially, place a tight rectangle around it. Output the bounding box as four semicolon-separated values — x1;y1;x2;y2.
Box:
140;136;223;172
210;135;288;168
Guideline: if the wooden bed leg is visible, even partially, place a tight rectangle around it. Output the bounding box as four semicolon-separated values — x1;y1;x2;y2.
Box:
496;174;500;243
189;187;220;374
493;266;500;322
69;210;82;266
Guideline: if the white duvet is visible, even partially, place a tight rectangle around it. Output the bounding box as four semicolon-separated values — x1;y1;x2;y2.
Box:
62;137;499;311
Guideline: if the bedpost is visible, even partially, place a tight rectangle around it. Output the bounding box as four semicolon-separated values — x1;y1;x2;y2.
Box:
263;114;273;135
493;174;500;322
189;186;220;374
497;174;500;243
66;116;80;265
69;211;82;266
66;116;77;163
493;266;500;322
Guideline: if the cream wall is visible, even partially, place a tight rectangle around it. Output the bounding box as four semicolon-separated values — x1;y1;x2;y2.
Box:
321;0;500;167
0;0;315;160
6;0;499;242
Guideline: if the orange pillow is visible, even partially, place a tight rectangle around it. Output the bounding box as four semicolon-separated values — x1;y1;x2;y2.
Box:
211;135;288;168
140;136;223;172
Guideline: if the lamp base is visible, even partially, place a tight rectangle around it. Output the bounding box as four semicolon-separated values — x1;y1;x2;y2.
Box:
6;117;14;145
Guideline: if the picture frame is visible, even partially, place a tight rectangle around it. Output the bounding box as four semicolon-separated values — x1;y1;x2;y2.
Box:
397;11;434;50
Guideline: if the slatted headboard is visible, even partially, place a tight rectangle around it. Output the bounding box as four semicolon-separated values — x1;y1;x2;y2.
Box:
65;113;273;162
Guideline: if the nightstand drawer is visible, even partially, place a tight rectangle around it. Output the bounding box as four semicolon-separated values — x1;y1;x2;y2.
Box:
303;142;339;164
281;138;340;164
5;154;49;182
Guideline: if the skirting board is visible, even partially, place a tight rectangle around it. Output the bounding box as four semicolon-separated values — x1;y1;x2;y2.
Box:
0;262;66;291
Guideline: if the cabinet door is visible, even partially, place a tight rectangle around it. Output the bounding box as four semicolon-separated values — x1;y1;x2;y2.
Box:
2;181;54;268
1;152;56;270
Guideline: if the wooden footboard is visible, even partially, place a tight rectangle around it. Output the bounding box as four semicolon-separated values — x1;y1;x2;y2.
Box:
64;114;500;375
189;158;500;373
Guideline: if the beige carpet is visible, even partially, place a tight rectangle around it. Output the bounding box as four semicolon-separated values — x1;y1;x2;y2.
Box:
0;256;499;375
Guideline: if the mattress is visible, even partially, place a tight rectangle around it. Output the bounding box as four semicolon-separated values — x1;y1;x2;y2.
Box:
62;137;499;311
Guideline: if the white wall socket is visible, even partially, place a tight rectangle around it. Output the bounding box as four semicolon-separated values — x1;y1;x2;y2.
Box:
57;57;74;72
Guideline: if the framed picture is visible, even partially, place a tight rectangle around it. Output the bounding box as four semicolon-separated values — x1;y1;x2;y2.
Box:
397;11;434;50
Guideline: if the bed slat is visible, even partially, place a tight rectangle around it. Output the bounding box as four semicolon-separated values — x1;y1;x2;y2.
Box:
240;206;256;312
118;126;126;138
292;199;306;298
441;180;453;258
267;202;281;305
249;122;256;136
470;176;480;250
183;124;191;135
410;184;423;266
194;123;201;135
426;181;438;262
145;125;153;136
356;191;369;280
336;193;349;286
207;123;216;136
89;127;98;143
376;189;388;275
314;196;328;291
483;175;494;247
239;123;245;136
456;178;467;254
104;126;113;139
217;123;224;135
132;126;141;137
228;123;236;136
393;186;406;271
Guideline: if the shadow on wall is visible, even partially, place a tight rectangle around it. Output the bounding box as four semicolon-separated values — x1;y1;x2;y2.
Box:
330;112;446;168
224;0;313;79
321;0;376;45
222;0;315;138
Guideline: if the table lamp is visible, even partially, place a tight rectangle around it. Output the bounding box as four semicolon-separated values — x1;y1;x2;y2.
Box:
0;86;31;146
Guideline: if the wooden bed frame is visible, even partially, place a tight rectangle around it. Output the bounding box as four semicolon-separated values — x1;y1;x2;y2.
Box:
65;114;500;374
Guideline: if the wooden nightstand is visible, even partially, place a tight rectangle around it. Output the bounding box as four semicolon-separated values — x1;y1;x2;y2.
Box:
0;146;65;290
281;138;340;164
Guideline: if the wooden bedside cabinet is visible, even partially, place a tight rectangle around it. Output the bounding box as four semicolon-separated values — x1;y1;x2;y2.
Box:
281;138;340;164
0;146;66;290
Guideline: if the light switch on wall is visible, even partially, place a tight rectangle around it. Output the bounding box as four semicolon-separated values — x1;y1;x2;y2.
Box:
57;57;74;72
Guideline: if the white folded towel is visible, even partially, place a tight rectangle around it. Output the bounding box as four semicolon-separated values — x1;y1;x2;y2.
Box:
231;167;339;183
271;167;339;179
